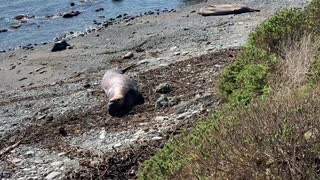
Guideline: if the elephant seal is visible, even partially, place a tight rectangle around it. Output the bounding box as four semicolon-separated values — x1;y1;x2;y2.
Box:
199;4;260;16
101;65;144;116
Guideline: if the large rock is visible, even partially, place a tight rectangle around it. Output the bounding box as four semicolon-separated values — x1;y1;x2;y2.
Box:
62;11;80;18
51;40;70;52
155;83;173;94
0;29;8;33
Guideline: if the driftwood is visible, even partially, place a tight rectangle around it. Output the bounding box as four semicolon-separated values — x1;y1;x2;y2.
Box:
199;4;260;16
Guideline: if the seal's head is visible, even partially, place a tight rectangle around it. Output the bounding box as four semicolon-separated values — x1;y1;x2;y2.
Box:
107;94;125;116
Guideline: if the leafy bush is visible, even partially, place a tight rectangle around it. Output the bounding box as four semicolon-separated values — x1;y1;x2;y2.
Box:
219;45;277;105
248;8;305;54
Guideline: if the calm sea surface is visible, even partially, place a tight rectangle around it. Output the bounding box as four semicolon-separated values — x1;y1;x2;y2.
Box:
0;0;203;50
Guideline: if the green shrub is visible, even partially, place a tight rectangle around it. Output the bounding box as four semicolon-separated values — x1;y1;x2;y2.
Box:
306;0;320;33
219;45;277;105
248;8;305;54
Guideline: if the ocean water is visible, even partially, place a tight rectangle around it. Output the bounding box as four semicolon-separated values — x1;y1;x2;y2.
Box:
0;0;203;50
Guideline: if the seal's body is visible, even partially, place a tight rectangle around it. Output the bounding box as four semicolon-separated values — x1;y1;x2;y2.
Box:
199;4;260;16
101;68;143;116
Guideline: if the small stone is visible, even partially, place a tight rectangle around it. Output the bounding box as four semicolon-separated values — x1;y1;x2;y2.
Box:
51;161;63;167
51;40;70;52
155;95;169;109
0;29;8;33
182;51;189;56
99;128;106;139
58;152;66;157
70;2;75;6
15;14;25;20
25;150;35;157
18;77;27;81
95;8;104;12
123;52;134;59
11;158;22;164
155;83;172;94
45;171;61;180
154;116;169;121
10;24;22;29
113;143;122;148
174;52;180;56
170;46;178;51
151;136;162;141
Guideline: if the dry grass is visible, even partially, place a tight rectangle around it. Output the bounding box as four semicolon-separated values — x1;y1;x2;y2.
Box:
171;34;320;179
272;34;320;91
174;84;320;180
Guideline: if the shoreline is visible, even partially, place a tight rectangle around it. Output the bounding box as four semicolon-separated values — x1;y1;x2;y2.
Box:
0;0;310;179
0;5;181;53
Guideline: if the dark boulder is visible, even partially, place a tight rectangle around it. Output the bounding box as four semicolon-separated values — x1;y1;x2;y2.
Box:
0;29;8;33
62;11;80;18
95;8;104;12
51;40;70;52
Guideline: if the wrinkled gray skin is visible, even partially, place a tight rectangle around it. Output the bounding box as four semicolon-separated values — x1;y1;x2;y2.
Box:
101;69;143;116
199;4;260;16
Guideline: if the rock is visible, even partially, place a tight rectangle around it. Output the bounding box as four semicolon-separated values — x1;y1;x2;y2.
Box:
0;29;8;33
190;10;196;13
58;152;66;157
14;14;25;20
51;40;70;52
154;116;169;122
123;51;134;59
25;150;35;157
116;14;122;18
174;52;180;56
45;171;61;180
170;46;178;51
155;83;173;94
155;95;169;109
62;11;80;18
135;47;144;52
304;128;318;141
182;51;189;56
176;112;192;120
99;128;106;139
151;136;163;141
10;24;22;29
113;143;122;148
51;161;63;167
18;77;27;81
11;158;23;164
70;2;75;6
95;8;104;12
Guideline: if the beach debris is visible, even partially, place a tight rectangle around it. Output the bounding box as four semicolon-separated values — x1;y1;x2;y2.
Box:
123;51;134;59
51;40;70;52
199;4;260;16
